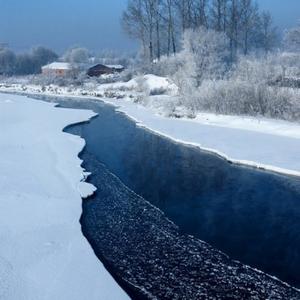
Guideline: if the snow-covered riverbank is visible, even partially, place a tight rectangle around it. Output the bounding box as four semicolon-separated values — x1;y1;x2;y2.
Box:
1;80;300;177
0;93;128;299
110;98;300;177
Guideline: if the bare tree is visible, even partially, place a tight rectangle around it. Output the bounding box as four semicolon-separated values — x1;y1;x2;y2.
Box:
259;12;278;55
0;48;16;75
194;0;208;28
122;0;147;56
239;0;259;55
154;0;162;60
174;0;194;31
122;0;278;62
228;0;239;60
211;0;230;33
63;47;89;63
165;0;177;55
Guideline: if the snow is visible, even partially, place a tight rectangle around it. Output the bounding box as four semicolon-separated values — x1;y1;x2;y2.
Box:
0;93;128;300
194;112;300;139
42;62;71;70
95;74;178;95
140;74;179;95
105;64;124;69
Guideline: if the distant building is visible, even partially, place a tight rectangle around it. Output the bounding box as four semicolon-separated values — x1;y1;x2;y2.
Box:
42;62;73;76
87;64;124;77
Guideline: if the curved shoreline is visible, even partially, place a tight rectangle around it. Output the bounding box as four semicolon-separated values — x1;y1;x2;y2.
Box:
0;93;129;299
1;88;299;178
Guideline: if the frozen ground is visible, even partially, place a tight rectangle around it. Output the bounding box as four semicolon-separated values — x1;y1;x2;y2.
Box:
0;77;300;177
0;93;128;300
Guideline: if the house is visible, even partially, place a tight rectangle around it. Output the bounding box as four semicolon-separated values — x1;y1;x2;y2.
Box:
42;62;73;76
87;64;124;77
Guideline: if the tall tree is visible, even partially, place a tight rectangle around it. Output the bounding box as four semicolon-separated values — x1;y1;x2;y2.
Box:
165;0;177;55
259;11;278;54
239;0;259;55
228;0;239;60
174;0;194;31
211;0;229;32
122;0;147;57
194;0;209;28
0;48;16;75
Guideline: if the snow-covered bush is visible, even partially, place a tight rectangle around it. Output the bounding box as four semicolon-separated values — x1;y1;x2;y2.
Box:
146;27;230;110
185;80;300;121
231;53;300;84
133;74;178;96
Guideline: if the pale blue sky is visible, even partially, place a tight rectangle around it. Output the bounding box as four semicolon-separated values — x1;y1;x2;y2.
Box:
0;0;298;53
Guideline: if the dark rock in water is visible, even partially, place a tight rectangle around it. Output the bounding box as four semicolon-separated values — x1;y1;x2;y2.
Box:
81;153;299;300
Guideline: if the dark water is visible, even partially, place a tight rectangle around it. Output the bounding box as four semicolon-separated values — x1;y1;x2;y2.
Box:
40;96;300;288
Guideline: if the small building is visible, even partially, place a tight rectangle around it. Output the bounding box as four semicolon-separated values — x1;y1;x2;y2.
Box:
87;64;124;77
42;62;72;76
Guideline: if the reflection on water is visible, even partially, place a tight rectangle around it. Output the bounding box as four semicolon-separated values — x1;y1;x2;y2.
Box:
46;97;300;288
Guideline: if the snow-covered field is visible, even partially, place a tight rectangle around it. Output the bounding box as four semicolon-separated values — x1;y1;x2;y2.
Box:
0;93;128;300
1;77;300;177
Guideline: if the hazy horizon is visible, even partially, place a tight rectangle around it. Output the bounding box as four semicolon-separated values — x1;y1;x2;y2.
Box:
0;0;299;53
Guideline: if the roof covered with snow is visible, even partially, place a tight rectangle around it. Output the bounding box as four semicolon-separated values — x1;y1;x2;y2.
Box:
106;64;124;69
42;62;72;70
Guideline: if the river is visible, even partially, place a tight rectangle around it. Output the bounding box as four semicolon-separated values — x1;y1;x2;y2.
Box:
34;95;300;299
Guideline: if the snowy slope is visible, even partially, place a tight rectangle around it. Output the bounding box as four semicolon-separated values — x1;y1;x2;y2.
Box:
0;94;128;300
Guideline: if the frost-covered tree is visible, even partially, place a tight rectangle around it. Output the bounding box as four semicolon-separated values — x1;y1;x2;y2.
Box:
122;0;148;55
123;0;278;63
0;48;16;75
165;0;177;55
258;12;278;55
210;0;229;32
0;46;58;76
122;0;161;62
239;0;259;55
31;46;58;73
284;23;300;52
15;54;36;75
63;47;89;63
180;27;229;84
194;0;209;28
32;47;58;65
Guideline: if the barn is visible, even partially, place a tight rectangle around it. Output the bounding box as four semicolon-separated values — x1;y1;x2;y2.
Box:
87;64;124;77
42;62;73;76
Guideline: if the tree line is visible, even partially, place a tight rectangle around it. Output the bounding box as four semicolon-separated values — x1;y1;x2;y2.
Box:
0;46;96;76
0;47;58;76
122;0;278;62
